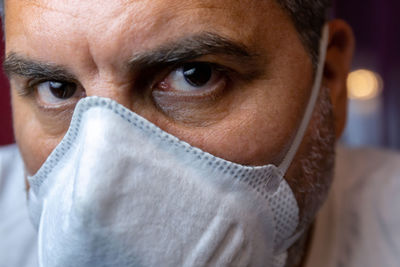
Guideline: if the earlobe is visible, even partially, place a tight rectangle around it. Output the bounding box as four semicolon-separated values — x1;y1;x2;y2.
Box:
323;19;355;139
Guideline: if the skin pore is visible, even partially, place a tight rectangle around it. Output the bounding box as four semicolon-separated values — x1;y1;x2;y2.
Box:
4;0;354;266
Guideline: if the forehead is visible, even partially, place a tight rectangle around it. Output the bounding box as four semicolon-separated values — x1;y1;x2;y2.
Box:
4;0;293;61
6;0;284;26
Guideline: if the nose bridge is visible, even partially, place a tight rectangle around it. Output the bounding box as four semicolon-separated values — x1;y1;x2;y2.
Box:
83;74;133;108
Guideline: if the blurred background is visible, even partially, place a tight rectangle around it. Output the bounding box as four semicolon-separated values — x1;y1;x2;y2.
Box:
0;0;399;149
335;0;400;150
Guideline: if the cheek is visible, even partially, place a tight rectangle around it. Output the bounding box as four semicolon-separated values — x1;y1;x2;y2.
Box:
284;88;336;228
12;93;64;175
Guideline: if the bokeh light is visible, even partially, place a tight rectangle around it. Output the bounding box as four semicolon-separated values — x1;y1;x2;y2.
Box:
347;69;383;100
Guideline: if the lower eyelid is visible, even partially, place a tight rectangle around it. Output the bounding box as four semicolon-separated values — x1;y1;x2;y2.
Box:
153;78;227;102
35;99;79;111
35;91;84;111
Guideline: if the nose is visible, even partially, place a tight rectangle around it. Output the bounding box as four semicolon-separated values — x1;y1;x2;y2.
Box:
83;78;134;110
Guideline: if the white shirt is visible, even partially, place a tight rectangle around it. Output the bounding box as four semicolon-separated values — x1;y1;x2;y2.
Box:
305;146;400;267
0;144;37;267
0;144;399;267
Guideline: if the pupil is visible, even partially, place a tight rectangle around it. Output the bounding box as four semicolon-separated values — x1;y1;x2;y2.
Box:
49;81;76;99
182;63;212;87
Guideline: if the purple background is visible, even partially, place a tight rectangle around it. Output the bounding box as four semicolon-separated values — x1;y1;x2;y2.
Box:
335;0;400;149
1;1;399;148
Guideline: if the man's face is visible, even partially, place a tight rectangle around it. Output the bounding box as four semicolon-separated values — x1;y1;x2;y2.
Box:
5;0;339;228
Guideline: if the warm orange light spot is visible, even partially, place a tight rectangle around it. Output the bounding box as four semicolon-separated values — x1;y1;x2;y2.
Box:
347;69;383;100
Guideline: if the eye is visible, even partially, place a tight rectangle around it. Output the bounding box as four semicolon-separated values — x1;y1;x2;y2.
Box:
158;62;224;93
182;62;212;87
35;81;83;106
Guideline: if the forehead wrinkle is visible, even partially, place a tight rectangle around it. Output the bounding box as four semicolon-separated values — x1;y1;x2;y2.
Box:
6;0;283;87
18;0;81;19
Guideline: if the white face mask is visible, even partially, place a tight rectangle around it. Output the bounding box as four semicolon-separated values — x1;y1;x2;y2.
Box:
27;26;329;267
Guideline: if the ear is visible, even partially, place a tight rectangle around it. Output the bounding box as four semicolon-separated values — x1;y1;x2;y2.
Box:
323;19;355;139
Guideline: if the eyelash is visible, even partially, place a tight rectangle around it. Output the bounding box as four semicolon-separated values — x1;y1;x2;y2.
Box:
19;61;236;100
17;78;72;97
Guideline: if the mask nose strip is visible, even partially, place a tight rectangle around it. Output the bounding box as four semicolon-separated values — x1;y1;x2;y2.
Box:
184;215;249;267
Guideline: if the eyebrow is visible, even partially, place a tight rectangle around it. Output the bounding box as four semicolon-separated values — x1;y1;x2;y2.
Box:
3;53;77;81
3;32;259;80
128;32;256;68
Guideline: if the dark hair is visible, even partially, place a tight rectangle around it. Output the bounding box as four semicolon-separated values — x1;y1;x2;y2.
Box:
0;0;331;65
277;0;332;66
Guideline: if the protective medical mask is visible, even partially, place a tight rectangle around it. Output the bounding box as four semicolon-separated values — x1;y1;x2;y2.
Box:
27;26;329;267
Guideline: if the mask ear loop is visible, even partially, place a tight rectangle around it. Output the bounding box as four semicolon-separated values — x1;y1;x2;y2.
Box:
278;25;330;175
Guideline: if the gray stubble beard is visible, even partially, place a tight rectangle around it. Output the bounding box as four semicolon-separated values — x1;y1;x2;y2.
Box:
285;86;336;267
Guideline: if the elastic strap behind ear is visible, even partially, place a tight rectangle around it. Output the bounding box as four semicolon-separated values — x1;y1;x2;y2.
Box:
279;25;330;174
